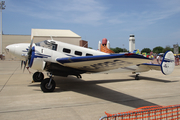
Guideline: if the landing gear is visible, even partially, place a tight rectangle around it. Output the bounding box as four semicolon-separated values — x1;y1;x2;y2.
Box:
40;73;56;92
135;74;139;80
33;72;44;82
39;73;82;92
76;74;82;79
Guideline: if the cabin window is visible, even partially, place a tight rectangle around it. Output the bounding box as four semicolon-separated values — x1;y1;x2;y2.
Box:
86;53;93;56
75;51;82;56
63;48;71;53
52;44;57;51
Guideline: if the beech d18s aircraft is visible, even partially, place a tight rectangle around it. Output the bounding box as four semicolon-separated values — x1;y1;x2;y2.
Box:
5;39;175;92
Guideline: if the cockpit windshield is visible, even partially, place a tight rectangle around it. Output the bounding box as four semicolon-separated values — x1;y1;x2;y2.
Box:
35;40;57;51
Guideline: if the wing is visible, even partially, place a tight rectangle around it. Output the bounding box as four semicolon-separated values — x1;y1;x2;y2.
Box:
56;53;151;73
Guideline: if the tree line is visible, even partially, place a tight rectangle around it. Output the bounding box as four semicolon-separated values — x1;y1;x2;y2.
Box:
110;45;179;54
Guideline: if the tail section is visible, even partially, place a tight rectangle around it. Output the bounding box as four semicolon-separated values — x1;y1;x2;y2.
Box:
161;51;175;75
138;51;175;75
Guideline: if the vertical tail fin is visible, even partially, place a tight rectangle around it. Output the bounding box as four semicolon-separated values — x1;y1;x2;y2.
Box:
161;51;175;75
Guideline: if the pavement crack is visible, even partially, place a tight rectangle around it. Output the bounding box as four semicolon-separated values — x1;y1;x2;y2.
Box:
0;66;20;92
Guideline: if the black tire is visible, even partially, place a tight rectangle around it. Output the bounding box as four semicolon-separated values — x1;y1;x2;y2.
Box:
76;74;82;79
33;72;44;82
40;78;56;92
135;75;139;80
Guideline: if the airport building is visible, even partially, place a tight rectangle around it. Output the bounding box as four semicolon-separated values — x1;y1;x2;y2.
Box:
1;29;88;60
129;34;135;53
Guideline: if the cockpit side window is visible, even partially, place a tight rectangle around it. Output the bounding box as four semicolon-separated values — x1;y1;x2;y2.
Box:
35;42;40;46
52;44;57;51
35;40;58;51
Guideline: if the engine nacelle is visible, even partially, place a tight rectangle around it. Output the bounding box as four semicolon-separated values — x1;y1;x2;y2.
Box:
29;46;51;71
31;58;46;71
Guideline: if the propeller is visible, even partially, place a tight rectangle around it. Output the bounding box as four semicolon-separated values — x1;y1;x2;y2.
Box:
23;60;27;72
21;37;34;72
21;60;23;69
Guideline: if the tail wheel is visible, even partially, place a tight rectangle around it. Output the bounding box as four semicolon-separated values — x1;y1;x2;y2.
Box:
33;72;44;82
41;78;56;92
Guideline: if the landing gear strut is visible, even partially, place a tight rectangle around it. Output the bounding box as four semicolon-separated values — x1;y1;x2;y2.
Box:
135;74;139;80
76;74;82;79
33;72;44;82
40;73;56;92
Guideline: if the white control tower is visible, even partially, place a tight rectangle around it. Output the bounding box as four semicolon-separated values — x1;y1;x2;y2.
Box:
129;34;135;53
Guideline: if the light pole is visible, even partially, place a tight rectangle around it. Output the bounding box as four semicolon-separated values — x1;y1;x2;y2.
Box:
0;1;5;56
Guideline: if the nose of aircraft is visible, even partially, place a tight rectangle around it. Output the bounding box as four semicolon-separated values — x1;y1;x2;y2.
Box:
5;43;30;60
6;44;16;54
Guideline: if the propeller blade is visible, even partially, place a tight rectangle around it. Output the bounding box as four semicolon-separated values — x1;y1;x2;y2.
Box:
21;60;23;69
26;37;34;68
29;37;34;49
23;60;27;72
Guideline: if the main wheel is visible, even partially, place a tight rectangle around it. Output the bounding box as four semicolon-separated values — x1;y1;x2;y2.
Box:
33;72;44;82
41;78;56;92
135;74;139;80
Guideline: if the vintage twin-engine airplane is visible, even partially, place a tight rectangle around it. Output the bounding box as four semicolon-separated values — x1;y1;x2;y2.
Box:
5;39;175;92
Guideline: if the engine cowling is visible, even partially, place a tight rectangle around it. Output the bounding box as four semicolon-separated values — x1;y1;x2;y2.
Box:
28;46;50;71
31;59;46;71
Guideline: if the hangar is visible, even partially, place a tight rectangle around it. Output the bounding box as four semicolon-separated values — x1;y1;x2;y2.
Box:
2;29;88;60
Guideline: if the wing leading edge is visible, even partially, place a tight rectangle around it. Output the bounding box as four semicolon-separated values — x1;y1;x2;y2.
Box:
56;53;151;73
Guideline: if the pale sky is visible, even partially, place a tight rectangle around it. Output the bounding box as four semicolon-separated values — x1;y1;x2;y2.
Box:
2;0;180;51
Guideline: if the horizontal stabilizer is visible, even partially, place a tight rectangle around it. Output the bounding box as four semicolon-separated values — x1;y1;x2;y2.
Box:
141;63;161;71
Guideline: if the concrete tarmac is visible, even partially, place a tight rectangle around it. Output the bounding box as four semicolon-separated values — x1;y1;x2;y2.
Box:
0;61;180;120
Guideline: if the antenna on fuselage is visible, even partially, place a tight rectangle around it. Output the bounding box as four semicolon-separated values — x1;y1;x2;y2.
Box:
50;36;53;40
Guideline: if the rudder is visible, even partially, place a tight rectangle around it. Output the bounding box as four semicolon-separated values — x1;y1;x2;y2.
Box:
161;51;175;75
